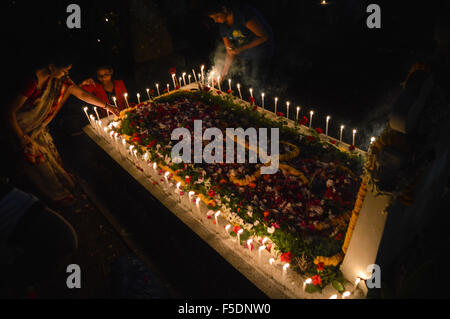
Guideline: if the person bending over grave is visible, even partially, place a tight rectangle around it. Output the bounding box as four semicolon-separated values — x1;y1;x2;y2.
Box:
206;2;274;87
2;54;119;207
80;65;129;117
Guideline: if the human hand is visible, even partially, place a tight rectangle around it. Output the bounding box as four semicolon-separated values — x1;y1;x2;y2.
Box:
229;47;242;56
80;78;95;86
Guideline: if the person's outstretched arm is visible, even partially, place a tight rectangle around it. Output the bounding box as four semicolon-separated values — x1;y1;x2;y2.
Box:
68;84;119;116
221;37;236;80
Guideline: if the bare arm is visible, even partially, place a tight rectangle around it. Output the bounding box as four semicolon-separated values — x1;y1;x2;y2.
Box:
221;37;236;79
68;84;119;115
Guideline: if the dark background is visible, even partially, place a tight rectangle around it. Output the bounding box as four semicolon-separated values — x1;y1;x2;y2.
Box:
2;0;443;148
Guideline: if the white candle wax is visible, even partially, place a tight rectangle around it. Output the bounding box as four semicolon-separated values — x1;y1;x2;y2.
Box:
179;77;182;88
172;74;176;89
275;98;278;114
261;93;265;109
188;75;192;84
217;76;221;91
228;79;232;92
167;84;170;93
352;129;357;146
286;102;290;119
83;107;90;122
340;125;344;142
326;116;331;136
94;107;100;121
113;97;118;108
192;70;198;83
146;89;151;100
237;229;243;245
124;93;129;108
156;83;160;96
237;84;242;99
296;106;300;122
201;65;205;85
182;73;187;86
309;111;314;128
215;211;221;226
137;93;141;104
249;88;253;98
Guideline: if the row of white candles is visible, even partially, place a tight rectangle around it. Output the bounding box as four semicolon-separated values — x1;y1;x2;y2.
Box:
82;105;366;298
166;65;376;149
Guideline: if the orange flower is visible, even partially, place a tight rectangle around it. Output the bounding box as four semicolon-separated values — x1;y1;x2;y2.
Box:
263;211;270;218
249;183;256;188
220;179;227;184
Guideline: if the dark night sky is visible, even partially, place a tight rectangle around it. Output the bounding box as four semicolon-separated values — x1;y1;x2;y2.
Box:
2;0;443;144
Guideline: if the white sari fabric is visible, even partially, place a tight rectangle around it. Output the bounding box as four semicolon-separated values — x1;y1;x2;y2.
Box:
16;77;75;202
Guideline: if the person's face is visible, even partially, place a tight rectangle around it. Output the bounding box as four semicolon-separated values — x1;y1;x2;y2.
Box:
49;64;72;79
97;68;113;84
208;8;228;24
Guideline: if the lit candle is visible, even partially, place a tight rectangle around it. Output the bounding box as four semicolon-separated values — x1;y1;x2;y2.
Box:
124;93;129;108
167;84;170;93
275;97;278;114
261;93;265;109
188;74;192;84
146;89;151;100
156;83;160;96
342;291;351;299
83;107;90;122
171;74;176;89
94;107;100;121
179;77;182;88
309;110;314;128
296;106;300;122
326;116;331;136
352;129;357;146
164;171;170;188
249;88;253;98
225;224;231;235
196;197;201;206
210;71;215;89
237;229;243;245
370;137;376;145
303;278;312;291
198;74;201;84
247;239;253;251
228;79;232;92
286;101;290;119
217;76;221;91
215;211;221;226
237;83;242;99
269;258;275;277
192;70;198;83
137;93;141;104
153;162;157;172
340;125;345;142
283;263;290;281
182;73;187;86
258;245;266;262
113;96;118;108
201;65;205;85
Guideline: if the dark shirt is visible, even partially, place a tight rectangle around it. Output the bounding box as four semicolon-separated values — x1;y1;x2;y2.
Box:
219;5;274;60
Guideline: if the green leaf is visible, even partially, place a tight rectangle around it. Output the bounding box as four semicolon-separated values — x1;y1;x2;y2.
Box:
305;284;321;294
332;280;345;293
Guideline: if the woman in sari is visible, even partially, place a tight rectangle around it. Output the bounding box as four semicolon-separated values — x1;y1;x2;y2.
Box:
3;60;119;206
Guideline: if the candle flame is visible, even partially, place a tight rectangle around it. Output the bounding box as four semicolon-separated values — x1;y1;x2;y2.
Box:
305;278;312;285
283;263;290;270
342;291;351;298
269;258;275;265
